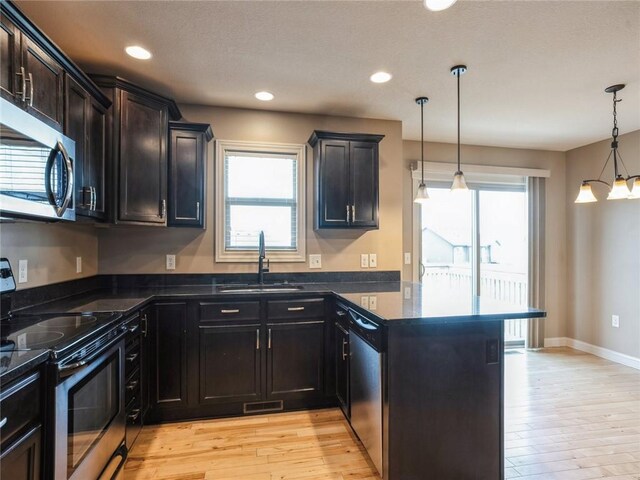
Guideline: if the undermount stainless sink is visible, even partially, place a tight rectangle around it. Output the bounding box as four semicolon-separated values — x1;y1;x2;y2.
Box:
216;284;304;293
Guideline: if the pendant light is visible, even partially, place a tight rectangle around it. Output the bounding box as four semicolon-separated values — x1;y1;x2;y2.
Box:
575;84;640;203
450;65;468;193
414;96;430;204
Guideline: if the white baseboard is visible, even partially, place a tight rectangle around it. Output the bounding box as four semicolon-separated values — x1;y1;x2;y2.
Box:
543;337;640;370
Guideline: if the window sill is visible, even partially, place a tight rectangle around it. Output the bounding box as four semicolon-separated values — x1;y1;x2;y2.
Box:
215;251;307;263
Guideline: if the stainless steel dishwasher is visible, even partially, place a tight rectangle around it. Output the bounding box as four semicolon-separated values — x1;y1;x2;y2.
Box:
348;308;383;475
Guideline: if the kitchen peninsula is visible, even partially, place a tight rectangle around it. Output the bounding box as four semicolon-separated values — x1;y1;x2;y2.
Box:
2;275;545;479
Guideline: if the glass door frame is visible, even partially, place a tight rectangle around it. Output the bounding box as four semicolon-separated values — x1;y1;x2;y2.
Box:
412;179;528;294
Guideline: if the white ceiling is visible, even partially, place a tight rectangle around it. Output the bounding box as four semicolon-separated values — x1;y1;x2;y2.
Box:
16;0;640;151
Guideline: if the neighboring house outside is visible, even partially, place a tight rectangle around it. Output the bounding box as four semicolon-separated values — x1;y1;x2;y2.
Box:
422;227;499;265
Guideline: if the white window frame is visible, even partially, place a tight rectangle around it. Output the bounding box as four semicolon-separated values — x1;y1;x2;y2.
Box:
215;139;306;263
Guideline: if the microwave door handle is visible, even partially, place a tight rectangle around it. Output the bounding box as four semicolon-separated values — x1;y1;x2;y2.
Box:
45;141;74;217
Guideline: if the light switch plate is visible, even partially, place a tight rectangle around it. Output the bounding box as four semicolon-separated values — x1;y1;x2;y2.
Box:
360;296;369;308
360;254;369;268
369;253;377;268
76;257;82;273
404;252;411;265
369;295;377;310
18;259;27;283
612;315;620;328
309;254;322;269
166;255;176;270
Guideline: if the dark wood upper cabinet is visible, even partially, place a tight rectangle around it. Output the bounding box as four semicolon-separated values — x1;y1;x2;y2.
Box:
65;76;106;220
92;75;182;225
308;131;383;229
21;35;63;130
168;122;213;228
0;12;21;106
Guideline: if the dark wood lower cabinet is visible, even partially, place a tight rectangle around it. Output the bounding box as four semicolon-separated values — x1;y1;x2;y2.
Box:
0;425;41;480
199;324;262;405
149;301;188;418
267;321;325;401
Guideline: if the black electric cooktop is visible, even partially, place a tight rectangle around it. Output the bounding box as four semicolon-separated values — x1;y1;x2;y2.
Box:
1;311;122;358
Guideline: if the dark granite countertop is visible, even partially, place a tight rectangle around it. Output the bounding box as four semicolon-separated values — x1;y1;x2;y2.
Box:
23;281;546;326
0;348;49;387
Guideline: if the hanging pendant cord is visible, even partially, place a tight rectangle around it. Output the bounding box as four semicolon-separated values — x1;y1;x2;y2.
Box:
612;90;621;178
421;100;425;184
457;71;461;173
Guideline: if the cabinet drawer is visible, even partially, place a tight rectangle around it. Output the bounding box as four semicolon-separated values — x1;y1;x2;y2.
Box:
0;372;40;449
267;298;325;320
199;301;260;322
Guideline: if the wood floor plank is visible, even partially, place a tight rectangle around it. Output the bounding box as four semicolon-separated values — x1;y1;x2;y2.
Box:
126;347;640;479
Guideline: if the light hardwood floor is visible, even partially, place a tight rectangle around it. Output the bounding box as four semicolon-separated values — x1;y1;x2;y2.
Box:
125;348;640;480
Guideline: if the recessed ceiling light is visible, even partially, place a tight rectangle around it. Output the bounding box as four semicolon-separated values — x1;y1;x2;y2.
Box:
125;45;152;60
255;91;274;101
424;0;458;11
370;71;392;84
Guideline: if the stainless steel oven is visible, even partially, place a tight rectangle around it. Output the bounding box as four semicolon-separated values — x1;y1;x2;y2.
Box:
51;323;127;480
0;97;75;221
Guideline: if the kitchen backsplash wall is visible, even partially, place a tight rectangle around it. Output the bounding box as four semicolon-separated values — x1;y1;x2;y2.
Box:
0;222;98;290
566;129;640;358
97;105;404;275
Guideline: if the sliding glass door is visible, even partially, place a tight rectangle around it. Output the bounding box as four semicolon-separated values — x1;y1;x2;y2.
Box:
417;185;528;346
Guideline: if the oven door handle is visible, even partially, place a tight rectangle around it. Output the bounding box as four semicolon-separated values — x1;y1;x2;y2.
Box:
57;327;127;378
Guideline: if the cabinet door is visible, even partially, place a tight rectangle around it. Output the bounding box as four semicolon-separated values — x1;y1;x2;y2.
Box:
0;13;21;105
318;140;350;228
150;302;188;409
335;322;349;418
349;141;379;228
168;128;205;227
22;36;64;130
86;98;107;218
65;76;90;214
199;325;262;404
267;321;325;400
119;90;168;224
0;425;41;480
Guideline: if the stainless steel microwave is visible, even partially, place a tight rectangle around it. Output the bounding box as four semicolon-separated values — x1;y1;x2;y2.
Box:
0;97;75;221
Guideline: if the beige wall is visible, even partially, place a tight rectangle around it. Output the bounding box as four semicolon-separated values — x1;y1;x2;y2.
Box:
97;106;404;275
402;140;568;339
0;222;98;290
566;130;640;358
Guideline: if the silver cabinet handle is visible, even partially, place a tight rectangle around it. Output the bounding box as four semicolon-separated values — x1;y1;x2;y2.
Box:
28;72;34;107
142;314;148;338
91;186;97;211
127;409;141;421
160;199;166;218
0;417;7;429
221;309;239;314
287;306;305;312
351;205;355;222
342;339;348;360
256;328;260;350
268;328;272;349
196;201;200;221
16;66;26;102
346;204;350;223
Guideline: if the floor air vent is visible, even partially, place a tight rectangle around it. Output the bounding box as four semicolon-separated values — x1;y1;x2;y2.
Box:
243;400;284;414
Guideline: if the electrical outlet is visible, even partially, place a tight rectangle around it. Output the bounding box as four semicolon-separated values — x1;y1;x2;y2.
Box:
612;315;620;328
360;296;369;309
369;295;377;310
76;257;82;273
18;259;28;283
166;254;176;270
309;254;322;269
360;254;369;268
369;253;377;268
404;287;412;299
404;252;411;265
